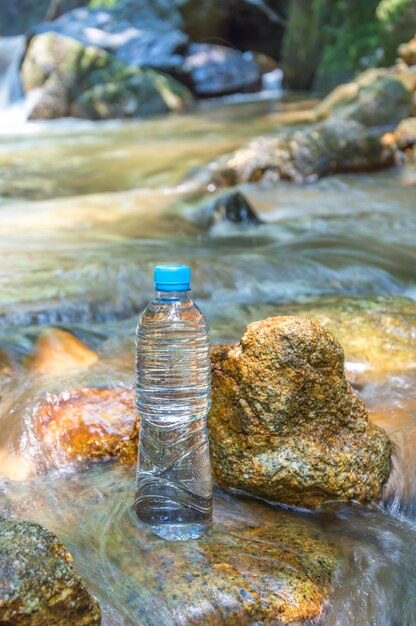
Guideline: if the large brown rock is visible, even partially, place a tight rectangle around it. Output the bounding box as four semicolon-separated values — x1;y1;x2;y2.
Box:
0;517;101;625
209;316;392;509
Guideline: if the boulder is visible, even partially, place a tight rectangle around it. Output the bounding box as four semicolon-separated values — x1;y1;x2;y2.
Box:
21;32;191;120
116;29;189;74
0;0;86;36
209;316;392;509
29;3;264;99
30;3;183;53
211;119;395;186
333;76;413;127
398;37;416;66
0;517;101;625
176;43;261;98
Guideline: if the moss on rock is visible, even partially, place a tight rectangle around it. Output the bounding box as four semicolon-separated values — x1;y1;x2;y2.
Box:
21;32;191;120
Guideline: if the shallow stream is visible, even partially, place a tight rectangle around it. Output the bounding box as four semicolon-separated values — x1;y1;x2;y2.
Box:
0;95;416;625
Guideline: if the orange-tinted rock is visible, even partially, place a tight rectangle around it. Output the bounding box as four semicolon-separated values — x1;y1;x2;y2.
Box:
398;37;416;67
35;386;137;465
395;117;416;150
209;316;392;509
26;328;98;375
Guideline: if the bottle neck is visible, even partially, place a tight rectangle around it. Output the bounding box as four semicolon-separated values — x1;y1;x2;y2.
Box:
156;290;191;301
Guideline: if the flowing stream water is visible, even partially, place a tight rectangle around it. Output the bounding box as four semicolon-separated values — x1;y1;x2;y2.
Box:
0;90;415;625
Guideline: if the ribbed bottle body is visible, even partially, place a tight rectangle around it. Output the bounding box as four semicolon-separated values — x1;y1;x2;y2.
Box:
135;292;212;541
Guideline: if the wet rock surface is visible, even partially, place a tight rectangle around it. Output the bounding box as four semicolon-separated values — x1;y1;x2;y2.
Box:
394;117;416;150
112;489;338;625
280;296;416;385
21;32;191;120
209;316;392;509
35;386;138;466
0;517;101;625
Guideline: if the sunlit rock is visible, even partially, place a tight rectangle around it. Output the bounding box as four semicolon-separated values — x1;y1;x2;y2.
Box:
315;70;415;126
333;75;413;128
398;37;416;67
0;517;101;625
394;117;416;150
26;328;99;375
209;316;392;509
35;386;137;465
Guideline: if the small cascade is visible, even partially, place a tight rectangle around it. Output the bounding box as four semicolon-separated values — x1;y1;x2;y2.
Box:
0;35;35;127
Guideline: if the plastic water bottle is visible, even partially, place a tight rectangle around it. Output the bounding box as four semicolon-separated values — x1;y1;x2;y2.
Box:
135;264;212;541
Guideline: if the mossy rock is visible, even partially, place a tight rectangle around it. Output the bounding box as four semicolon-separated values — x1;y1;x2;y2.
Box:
0;517;101;625
334;75;413;127
21;32;192;120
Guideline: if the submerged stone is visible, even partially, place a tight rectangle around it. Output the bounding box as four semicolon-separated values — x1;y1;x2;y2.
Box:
280;295;416;384
103;479;339;625
26;328;99;375
209;316;392;509
187;190;263;229
0;517;101;625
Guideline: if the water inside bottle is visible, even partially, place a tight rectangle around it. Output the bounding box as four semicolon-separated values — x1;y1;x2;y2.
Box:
135;291;212;541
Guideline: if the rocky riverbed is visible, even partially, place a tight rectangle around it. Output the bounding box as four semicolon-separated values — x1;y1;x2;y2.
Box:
0;2;416;623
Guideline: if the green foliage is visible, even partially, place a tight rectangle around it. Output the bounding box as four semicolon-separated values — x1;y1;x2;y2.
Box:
376;0;410;23
88;0;120;7
315;0;381;92
376;0;416;61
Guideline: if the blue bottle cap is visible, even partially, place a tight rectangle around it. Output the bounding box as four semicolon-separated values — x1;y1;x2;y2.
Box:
154;264;191;292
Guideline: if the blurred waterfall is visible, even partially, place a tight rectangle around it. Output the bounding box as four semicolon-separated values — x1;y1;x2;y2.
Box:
0;35;37;127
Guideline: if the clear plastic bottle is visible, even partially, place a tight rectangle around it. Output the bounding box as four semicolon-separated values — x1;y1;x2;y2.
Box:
135;264;212;541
